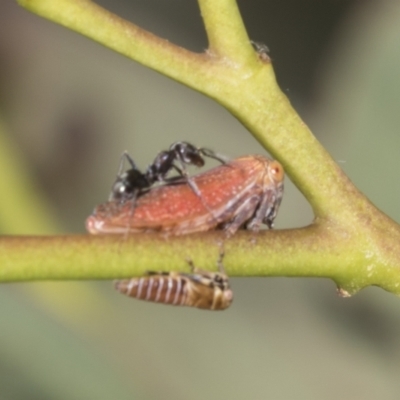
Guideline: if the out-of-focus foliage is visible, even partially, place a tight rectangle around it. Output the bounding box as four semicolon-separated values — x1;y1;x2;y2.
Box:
1;1;400;399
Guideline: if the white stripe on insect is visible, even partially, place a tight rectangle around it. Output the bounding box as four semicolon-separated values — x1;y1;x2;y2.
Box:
137;278;144;298
127;279;136;296
145;278;153;300
173;278;181;305
165;278;173;303
155;277;164;302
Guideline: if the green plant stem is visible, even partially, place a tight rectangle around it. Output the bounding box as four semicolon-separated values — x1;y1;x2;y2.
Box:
198;0;254;62
0;228;398;296
12;0;400;296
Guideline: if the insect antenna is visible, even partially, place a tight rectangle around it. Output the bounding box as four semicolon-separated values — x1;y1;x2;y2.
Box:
217;249;226;273
199;147;228;166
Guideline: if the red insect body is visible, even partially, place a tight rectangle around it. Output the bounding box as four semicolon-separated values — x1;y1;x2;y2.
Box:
86;155;284;236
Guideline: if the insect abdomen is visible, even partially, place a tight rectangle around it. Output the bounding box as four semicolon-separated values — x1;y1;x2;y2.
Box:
115;274;188;306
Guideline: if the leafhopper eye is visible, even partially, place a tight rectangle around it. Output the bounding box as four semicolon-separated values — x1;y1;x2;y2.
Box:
269;160;284;182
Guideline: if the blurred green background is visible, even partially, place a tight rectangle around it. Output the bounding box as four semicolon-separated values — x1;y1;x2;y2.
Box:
1;0;400;399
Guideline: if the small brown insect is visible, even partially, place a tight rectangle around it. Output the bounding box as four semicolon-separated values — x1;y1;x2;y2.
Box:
251;40;270;62
86;155;284;236
114;255;233;310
